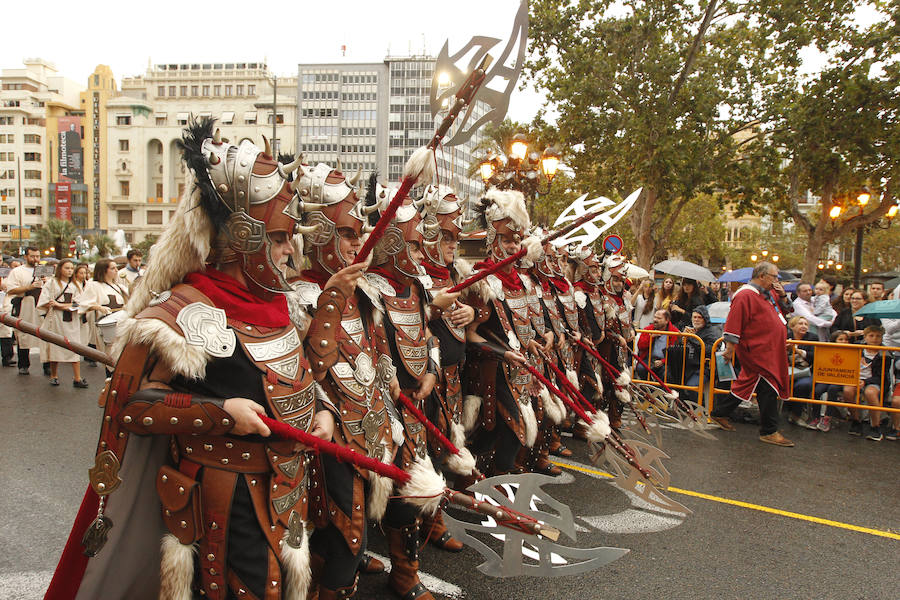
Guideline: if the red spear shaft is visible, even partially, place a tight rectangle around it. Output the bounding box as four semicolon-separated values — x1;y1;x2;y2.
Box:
396;392;460;455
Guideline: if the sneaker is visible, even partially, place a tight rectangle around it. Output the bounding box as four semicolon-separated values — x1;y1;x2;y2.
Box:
73;379;89;388
807;417;821;430
49;377;59;386
848;420;863;436
885;428;899;441
17;368;29;375
817;416;832;432
788;414;811;428
865;424;883;442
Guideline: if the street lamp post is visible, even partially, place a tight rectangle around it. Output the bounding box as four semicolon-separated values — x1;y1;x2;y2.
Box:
478;134;560;224
829;187;898;287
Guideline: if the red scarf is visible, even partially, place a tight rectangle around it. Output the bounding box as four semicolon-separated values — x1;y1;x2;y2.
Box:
366;266;407;294
549;277;570;293
300;269;330;289
184;268;289;327
421;258;450;281
473;258;522;291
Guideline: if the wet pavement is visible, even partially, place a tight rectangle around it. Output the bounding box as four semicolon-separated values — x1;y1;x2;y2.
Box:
1;352;897;599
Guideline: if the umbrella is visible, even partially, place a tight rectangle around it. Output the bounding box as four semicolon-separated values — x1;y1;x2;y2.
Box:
718;267;797;283
854;299;900;319
706;301;730;324
652;259;716;283
882;276;900;292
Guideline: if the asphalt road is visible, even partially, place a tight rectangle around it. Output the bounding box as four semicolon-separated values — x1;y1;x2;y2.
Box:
1;353;897;600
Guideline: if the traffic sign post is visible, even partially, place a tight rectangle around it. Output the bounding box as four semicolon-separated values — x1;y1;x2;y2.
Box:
602;234;623;254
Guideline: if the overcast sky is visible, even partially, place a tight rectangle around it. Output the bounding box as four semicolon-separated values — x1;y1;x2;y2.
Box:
4;0;545;123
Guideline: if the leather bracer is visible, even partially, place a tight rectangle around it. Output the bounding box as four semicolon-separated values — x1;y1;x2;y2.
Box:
306;286;348;377
118;389;235;435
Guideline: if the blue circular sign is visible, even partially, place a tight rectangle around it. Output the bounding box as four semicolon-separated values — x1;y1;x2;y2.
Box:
603;234;623;253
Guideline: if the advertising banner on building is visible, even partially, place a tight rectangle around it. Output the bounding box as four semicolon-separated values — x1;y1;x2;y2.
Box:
58;116;83;183
55;182;71;221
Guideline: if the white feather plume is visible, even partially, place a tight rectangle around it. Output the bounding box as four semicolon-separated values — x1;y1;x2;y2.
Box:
521;400;538;448
541;386;563;425
462;395;482;433
159;535;196;600
281;524;311;600
367;446;393;521
398;455;447;516
581;411;612;442
484;188;530;231
403;146;436;185
615;370;631;387
522;235;542;264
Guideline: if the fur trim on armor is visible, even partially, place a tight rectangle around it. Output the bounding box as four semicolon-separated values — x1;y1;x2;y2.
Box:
112;315;208;379
281;526;311;600
454;258;473;279
357;277;385;318
159;534;196;600
573;290;587;309
581;411;612;442
615;371;631;387
127;171;213;318
566;368;579;390
445;423;476;476
614;385;632;406
398;455;446;516
541;387;563;425
367;449;393;521
462;394;482;433
522;235;542;264
595;373;604;396
521;400;538;448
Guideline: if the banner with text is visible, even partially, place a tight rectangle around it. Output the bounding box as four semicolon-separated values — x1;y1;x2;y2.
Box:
57;116;83;183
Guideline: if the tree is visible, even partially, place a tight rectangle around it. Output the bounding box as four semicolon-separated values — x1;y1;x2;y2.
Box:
30;218;76;259
132;234;158;259
89;234;117;258
525;0;857;268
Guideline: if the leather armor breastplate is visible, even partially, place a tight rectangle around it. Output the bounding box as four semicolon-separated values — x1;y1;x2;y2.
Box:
558;289;580;331
521;276;546;336
383;289;428;379
429;274;466;343
489;280;532;398
588;290;607;333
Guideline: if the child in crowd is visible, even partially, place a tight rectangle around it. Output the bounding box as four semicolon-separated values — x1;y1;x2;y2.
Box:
813;280;837;341
843;325;890;440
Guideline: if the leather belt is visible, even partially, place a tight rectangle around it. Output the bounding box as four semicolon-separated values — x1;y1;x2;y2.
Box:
176;434;271;473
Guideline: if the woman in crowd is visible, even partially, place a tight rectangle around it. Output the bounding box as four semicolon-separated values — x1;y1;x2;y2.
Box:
73;263;97;368
632;279;658;329
670;278;714;330
681;305;722;405
833;290;880;343
656;277;677;311
78;258;128;358
37;259;88;388
831;286;854;313
785;316;828;429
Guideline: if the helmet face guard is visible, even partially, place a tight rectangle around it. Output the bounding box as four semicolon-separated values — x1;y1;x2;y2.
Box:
419;185;463;267
486;217;524;262
372;190;426;284
602;253;627;293
574;247;602;285
537;240;558;279
202;137;302;299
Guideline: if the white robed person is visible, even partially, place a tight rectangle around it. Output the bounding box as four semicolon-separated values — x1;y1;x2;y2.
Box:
2;246;48;375
37;258;89;388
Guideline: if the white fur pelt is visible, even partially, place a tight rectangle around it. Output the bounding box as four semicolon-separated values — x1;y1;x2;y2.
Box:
484;188;530;231
521;399;538;448
566;368;579;390
594;373;605;396
462;395;482;433
281;524;311;600
127;171;213;318
159;535;196;600
519;235;542;268
112;316;208;379
579;411;612;443
616;370;631;387
403;146;436;185
453;257;473;279
367;447;393;521
398;455;446;516
541;386;563;425
445;423;476;476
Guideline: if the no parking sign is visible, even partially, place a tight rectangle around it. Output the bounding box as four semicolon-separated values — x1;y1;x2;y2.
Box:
602;234;623;254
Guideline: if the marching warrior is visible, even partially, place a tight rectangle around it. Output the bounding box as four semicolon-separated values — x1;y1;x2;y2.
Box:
364;181;452;600
287;163;397;599
46;120;354;600
417;184;477;551
461;189;541;477
571;247;608;411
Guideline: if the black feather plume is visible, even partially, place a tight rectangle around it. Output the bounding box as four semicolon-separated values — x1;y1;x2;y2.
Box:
176;116;231;233
364;172;380;226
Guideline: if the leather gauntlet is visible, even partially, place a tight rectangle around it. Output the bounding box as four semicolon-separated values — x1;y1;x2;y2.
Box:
306;286;348;377
118;389;235;435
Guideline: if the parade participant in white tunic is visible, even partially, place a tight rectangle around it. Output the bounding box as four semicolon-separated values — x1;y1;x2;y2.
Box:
78;258;128;356
37;258;89;388
3;246;47;374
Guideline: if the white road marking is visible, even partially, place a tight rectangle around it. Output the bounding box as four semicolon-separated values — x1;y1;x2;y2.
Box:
367;551;466;599
0;570;53;600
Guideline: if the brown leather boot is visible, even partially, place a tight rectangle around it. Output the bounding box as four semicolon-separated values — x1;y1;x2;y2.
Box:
421;510;463;552
387;524;434;600
318;574;359;599
358;553;385;574
572;422;589;441
533;456;563;476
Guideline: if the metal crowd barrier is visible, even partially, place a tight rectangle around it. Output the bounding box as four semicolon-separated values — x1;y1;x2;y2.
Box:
707;337;900;416
630;328;708;404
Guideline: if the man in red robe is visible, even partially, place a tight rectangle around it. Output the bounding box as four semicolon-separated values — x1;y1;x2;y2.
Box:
711;262;794;446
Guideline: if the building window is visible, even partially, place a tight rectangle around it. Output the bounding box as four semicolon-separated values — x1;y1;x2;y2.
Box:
119;181;130;196
236;85;243;96
117;209;132;225
24;134;41;144
157;86;165;97
180;85;187;96
0;134;14;143
25;206;42;215
116;115;131;126
24;188;42;198
214;85;221;96
24;152;40;162
191;85;198;96
156;183;163;197
155;116;166;125
169;85;176;96
202;85;210;96
119;139;129;152
146;210;163;225
23;170;40;180
248;85;255;96
225;85;232;96
221;112;234;125
267;113;284;125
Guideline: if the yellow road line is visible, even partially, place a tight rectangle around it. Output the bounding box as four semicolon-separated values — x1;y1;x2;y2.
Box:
551;460;900;541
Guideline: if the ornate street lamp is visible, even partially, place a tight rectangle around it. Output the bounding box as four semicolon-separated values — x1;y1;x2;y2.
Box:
828;186;898;286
